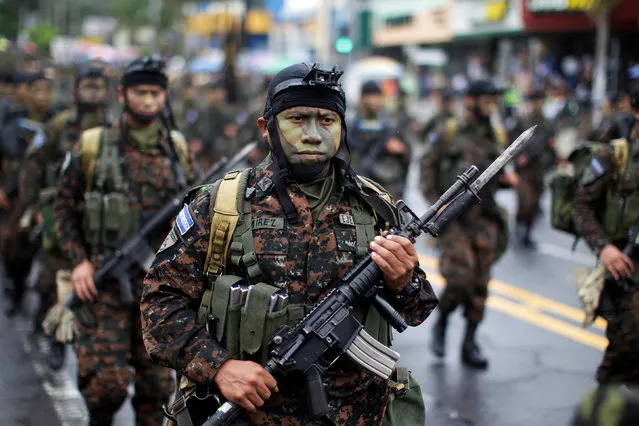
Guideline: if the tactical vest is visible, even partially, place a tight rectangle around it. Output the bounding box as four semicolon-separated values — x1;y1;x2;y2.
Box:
45;112;82;188
196;170;396;365
603;140;639;242
79;126;190;252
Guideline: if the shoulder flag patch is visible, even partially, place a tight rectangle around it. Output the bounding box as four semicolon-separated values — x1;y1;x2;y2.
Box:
590;158;606;177
176;204;194;236
158;229;178;252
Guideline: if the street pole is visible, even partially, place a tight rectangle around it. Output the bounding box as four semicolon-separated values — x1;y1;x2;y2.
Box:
592;6;610;129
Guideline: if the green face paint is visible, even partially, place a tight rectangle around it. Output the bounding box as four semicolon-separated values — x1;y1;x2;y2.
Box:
275;106;342;165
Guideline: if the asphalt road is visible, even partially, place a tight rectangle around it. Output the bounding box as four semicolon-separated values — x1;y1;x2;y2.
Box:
1;153;606;426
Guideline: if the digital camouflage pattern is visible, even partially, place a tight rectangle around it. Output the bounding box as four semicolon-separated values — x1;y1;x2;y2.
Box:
20;108;104;319
572;140;639;385
421;118;506;324
142;159;437;425
54;120;196;425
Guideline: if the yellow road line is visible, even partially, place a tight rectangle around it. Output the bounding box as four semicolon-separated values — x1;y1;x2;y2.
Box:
427;273;608;351
418;254;608;331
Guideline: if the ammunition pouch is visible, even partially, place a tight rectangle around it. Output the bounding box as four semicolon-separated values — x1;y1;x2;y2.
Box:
604;194;639;242
382;367;426;426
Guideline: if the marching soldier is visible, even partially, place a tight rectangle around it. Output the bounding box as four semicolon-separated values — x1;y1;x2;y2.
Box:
422;80;517;369
53;57;195;426
1;71;56;317
20;62;111;369
142;63;437;425
571;89;639;386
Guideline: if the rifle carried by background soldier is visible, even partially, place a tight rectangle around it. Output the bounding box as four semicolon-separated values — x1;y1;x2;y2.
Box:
43;142;257;341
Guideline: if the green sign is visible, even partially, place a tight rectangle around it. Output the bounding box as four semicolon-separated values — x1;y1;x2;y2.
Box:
335;36;354;54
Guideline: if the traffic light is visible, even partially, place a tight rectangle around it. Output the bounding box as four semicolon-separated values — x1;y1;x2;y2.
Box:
335;26;353;55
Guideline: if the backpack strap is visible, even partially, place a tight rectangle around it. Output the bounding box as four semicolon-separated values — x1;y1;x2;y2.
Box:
78;126;105;191
610;138;629;180
170;130;191;172
204;170;249;276
356;175;400;229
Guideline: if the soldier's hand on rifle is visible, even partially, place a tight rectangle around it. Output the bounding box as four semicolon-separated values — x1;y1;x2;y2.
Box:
600;244;635;280
0;189;9;210
370;234;419;293
71;259;98;302
214;359;278;412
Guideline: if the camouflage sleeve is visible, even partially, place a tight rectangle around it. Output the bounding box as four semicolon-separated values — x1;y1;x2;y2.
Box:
571;148;615;254
53;152;88;266
141;190;232;386
420;131;441;204
386;267;438;327
19;151;44;207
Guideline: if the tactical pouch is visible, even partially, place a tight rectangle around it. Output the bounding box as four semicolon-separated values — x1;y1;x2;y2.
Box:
382;367;426;426
41;202;58;251
240;283;281;359
209;275;245;359
262;306;289;363
604;195;639;241
83;191;103;246
102;192;129;248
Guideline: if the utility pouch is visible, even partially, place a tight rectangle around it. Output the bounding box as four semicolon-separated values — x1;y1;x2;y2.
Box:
41;202;58;251
240;282;281;359
102;192;129;248
383;367;426;426
208;275;245;359
83;191;103;246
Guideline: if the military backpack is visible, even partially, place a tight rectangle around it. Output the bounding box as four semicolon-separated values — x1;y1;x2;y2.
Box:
550;138;629;240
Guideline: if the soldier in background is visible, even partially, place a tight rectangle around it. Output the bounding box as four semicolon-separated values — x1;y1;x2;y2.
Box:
348;80;411;199
513;91;555;249
54;57;195;426
20;63;110;369
422;80;518;369
1;72;56;317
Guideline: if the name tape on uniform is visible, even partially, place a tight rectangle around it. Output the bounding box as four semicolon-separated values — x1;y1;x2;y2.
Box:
252;217;284;230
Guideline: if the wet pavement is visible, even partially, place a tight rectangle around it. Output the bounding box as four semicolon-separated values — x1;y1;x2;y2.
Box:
0;151;606;426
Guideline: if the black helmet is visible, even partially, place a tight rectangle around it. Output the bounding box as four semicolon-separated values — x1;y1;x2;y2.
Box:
121;55;167;89
263;62;346;121
75;62;108;86
467;80;501;97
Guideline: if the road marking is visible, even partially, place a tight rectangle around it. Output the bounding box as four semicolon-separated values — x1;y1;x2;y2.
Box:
426;272;608;351
536;242;596;267
418;254;608;331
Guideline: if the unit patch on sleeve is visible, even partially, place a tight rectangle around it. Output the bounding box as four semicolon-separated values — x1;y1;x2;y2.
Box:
590;158;606;177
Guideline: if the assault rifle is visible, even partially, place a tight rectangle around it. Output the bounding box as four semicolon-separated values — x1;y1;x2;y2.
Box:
205;126;537;426
70;142;258;327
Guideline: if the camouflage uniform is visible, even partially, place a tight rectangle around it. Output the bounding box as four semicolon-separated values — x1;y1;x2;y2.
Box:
347;118;411;200
54;121;195;426
421;118;505;323
141;158;437;425
572;141;639;386
20;109;105;324
1;108;53;315
511;112;554;241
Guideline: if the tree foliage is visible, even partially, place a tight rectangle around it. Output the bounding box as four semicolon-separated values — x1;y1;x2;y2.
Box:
29;24;58;54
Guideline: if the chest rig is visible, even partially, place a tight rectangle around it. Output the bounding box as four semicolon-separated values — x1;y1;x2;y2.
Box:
196;169;398;366
603;139;639;242
79;126;189;252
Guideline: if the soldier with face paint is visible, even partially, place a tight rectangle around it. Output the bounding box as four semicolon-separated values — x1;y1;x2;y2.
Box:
142;63;437;425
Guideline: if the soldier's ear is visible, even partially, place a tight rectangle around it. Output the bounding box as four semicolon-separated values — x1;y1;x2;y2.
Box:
257;117;269;140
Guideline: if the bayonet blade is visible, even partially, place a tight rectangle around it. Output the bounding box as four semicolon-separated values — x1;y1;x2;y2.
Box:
470;125;537;193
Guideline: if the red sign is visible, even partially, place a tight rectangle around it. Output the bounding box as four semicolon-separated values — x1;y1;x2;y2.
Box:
523;0;639;32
